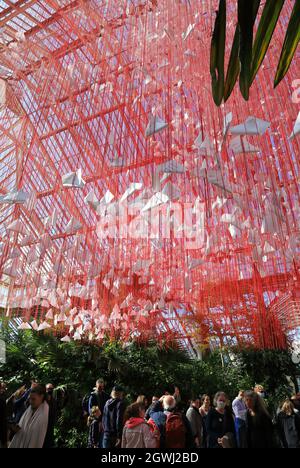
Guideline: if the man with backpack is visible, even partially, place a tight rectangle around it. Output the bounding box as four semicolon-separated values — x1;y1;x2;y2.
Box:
88;379;110;416
149;395;193;449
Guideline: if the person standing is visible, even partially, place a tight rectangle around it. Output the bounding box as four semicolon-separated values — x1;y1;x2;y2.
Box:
206;392;235;449
145;395;160;420
199;394;211;418
277;400;300;448
102;386;126;449
43;383;57;448
88;378;110;415
9;385;49;449
10;381;38;424
232;390;247;448
173;386;181;405
122;403;157;449
199;394;211;448
136;395;149;408
186;398;203;448
88;406;102;448
245;390;275;449
0;382;7;448
163;396;193;449
88;378;110;448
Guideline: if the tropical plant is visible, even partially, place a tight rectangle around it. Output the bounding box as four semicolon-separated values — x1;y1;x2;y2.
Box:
0;323;299;447
211;0;300;105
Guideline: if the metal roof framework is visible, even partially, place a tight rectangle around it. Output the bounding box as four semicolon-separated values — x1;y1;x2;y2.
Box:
0;0;299;349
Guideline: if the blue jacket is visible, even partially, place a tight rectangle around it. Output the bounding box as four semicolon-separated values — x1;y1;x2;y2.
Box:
102;398;126;438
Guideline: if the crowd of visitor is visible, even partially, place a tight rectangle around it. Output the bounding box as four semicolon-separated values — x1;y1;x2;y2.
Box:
1;378;300;449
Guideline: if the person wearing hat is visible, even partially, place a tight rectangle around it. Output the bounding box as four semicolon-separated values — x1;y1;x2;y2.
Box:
102;386;126;449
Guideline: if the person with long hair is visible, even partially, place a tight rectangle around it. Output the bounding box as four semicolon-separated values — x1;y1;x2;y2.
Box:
0;381;7;448
122;403;157;449
277;399;300;448
199;394;211;448
87;406;102;448
244;390;275;449
199;394;211;418
136;395;149;409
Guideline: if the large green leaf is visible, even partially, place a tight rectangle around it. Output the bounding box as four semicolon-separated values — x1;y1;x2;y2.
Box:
210;0;226;106
225;1;260;102
238;0;256;100
251;0;285;85
224;26;240;102
275;1;300;87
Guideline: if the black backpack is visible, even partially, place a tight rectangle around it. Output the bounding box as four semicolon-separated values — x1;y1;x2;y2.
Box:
82;393;91;414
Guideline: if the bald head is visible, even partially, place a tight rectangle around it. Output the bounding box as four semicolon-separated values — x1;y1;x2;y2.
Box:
163;395;176;411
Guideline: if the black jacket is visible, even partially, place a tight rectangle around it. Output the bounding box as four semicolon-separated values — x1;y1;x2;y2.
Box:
246;410;275;448
102;398;126;438
0;395;7;446
206;408;235;448
88;391;110;415
88;418;101;448
277;411;300;448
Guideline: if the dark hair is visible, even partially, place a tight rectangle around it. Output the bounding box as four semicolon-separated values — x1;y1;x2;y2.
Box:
245;391;271;419
190;396;201;403
201;394;210;404
30;385;46;400
124;403;145;424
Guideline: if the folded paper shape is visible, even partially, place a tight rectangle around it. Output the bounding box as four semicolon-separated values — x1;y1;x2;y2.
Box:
84;190;100;210
65;218;82;234
289;112;300;140
61;335;71;343
18;322;32;330
0;78;6;107
145;116;168;137
157;160;186;174
223;112;233;136
6;220;28;236
229;136;260;154
0;190;30;205
162;182;181;201
230;117;270;136
182;23;196;41
62;169;85;188
37;321;51;331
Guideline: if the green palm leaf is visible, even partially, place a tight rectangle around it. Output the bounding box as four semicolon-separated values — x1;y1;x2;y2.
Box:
275;1;300;87
238;0;257;100
251;0;285;85
210;0;226;106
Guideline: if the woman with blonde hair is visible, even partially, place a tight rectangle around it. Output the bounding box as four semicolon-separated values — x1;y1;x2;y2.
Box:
87;406;102;448
277;399;300;448
136;395;149;408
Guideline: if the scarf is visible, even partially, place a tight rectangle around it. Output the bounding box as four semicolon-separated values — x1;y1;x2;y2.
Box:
9;401;49;449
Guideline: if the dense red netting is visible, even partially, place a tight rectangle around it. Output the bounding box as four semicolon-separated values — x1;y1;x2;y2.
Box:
0;0;299;350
